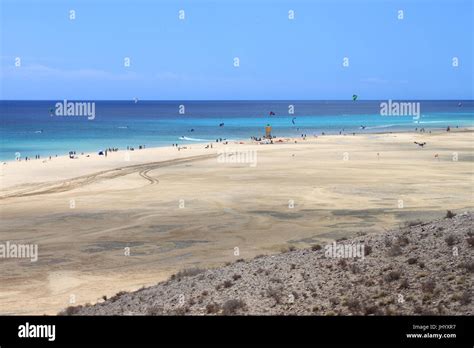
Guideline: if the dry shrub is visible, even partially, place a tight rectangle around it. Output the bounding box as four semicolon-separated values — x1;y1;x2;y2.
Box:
170;268;205;281
421;279;436;293
222;299;246;315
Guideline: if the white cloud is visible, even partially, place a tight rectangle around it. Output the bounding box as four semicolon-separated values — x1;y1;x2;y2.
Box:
360;77;388;84
0;63;141;81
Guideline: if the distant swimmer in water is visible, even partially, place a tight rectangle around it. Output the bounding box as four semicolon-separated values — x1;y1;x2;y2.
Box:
189;129;195;132
292;117;296;125
219;123;224;127
269;111;276;116
360;125;366;130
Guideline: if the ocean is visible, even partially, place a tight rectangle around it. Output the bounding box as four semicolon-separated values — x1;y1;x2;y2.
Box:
0;100;472;161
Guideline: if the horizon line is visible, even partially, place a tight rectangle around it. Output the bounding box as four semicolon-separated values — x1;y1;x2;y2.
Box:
1;99;473;102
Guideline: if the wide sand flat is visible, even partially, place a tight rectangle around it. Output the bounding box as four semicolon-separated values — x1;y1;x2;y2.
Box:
0;130;473;314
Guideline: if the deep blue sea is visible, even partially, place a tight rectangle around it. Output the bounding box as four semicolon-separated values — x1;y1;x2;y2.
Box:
0;100;472;161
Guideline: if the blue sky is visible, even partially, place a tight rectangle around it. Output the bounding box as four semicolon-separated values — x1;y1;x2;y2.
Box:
0;0;472;100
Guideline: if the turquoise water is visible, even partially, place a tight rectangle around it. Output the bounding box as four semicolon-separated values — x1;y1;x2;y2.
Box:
0;100;472;161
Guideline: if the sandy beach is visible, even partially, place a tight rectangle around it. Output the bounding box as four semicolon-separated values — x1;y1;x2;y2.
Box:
0;130;473;315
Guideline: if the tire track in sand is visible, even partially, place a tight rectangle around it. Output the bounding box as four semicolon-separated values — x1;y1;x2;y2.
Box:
138;168;159;185
0;154;216;199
